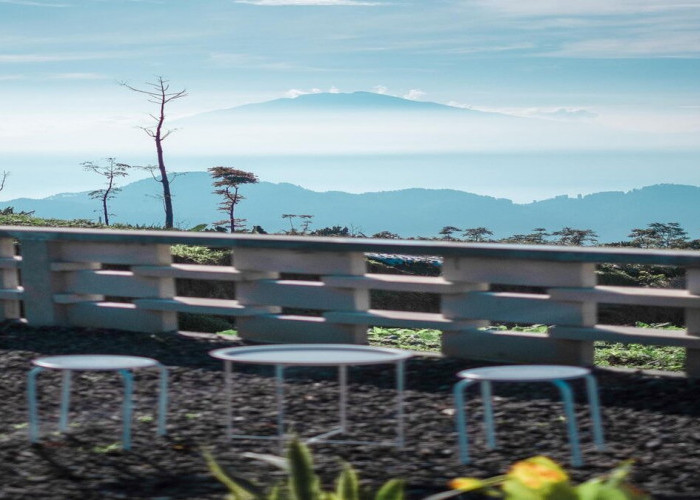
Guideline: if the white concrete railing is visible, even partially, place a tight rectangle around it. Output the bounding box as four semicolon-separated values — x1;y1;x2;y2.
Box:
1;226;699;376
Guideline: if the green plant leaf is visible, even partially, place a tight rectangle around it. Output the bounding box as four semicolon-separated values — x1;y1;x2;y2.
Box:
374;479;404;500
287;438;321;500
336;463;360;500
203;450;256;500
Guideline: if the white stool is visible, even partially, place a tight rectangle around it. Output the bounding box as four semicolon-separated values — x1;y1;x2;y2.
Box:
27;355;168;450
453;365;605;466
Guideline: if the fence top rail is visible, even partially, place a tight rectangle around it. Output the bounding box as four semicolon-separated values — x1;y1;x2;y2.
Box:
1;225;699;266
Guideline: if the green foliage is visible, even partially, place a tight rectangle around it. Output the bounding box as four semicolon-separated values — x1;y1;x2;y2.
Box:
179;313;234;333
432;456;649;500
369;325;684;372
204;438;404;500
171;244;232;265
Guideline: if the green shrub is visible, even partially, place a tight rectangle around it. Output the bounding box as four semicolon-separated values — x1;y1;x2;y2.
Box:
204;438;404;500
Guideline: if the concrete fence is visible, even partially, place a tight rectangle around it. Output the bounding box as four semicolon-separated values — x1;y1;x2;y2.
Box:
1;226;699;376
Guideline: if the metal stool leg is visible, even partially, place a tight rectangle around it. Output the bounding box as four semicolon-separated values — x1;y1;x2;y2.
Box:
481;380;496;449
157;364;168;436
59;370;72;433
454;379;475;464
339;365;348;433
119;369;134;451
275;365;286;453
27;366;44;443
585;374;605;450
553;380;582;467
396;360;406;448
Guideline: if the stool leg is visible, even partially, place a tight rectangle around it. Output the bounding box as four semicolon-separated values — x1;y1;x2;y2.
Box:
119;369;134;451
339;365;348;433
553;380;582;467
157;364;168;436
224;360;233;439
453;379;474;464
27;366;44;443
59;370;72;433
481;381;496;449
275;365;286;453
396;360;405;449
585;374;605;450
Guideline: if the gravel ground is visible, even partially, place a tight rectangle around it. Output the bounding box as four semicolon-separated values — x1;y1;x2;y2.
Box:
1;322;699;499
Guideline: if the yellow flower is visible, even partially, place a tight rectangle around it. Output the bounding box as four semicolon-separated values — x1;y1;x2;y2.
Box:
508;456;569;490
449;477;485;491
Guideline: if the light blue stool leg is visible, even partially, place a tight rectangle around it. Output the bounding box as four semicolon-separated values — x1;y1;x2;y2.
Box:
454;379;475;464
481;381;496;449
275;365;286;453
585;374;605;450
396;360;406;448
27;366;44;443
119;369;134;451
553;380;582;467
339;365;348;433
59;370;72;433
157;364;168;436
224;360;233;438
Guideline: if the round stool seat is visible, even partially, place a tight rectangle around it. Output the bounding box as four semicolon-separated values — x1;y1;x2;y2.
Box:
33;355;160;371
457;365;590;383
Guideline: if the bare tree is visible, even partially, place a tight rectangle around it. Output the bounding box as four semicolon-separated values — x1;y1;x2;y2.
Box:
82;158;130;225
282;214;297;233
298;214;314;234
208;167;259;233
121;77;186;229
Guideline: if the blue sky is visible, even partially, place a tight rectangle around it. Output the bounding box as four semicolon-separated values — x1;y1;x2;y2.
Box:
1;0;699;200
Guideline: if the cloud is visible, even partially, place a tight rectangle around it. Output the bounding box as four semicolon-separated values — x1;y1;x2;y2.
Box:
0;0;68;6
403;89;425;101
285;88;322;98
523;108;599;121
48;72;108;80
473;0;700;17
373;85;388;94
235;0;382;5
550;33;700;58
0;51;130;63
329;86;341;93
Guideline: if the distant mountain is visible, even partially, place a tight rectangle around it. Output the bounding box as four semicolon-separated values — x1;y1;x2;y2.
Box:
180;91;517;122
2;173;699;242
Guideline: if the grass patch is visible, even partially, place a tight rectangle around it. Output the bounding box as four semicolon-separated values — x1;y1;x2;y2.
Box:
367;323;685;372
368;327;441;352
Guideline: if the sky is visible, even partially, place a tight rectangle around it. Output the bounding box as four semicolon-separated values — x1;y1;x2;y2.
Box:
0;0;699;201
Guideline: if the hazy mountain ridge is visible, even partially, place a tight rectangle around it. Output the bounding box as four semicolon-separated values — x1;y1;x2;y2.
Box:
180;91;520;122
2;173;699;242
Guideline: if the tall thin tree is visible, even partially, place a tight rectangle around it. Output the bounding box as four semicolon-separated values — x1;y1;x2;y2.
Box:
208;167;259;233
121;77;186;229
82;158;130;225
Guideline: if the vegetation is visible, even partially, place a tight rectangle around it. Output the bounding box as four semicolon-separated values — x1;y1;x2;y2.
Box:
366;326;685;372
435;455;648;500
82;157;131;225
121;76;187;229
205;437;404;500
209;167;259;233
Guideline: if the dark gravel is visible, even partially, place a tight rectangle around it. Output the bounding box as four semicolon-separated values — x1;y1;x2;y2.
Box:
1;322;699;499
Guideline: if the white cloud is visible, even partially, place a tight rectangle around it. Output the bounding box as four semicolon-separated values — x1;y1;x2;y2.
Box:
403;89;425;101
522;108;599;121
235;0;382;5
285;88;322;98
373;85;388;94
329;86;341;93
0;0;68;6
48;72;108;80
474;0;700;17
551;33;700;58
